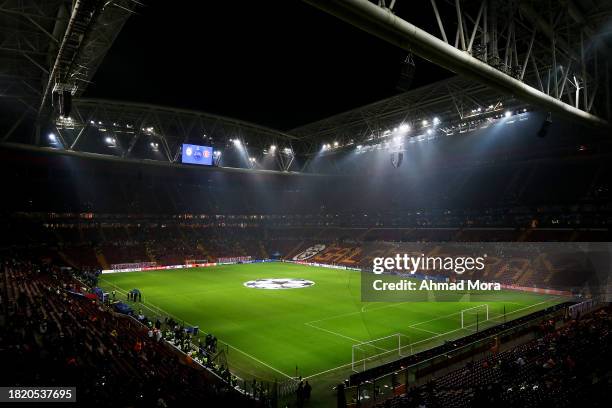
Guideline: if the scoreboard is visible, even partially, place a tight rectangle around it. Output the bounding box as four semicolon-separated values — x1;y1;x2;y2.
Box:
181;143;213;166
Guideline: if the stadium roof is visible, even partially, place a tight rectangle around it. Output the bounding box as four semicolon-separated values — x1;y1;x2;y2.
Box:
52;97;300;162
302;0;612;128
1;0;612;167
290;75;526;145
0;0;137;118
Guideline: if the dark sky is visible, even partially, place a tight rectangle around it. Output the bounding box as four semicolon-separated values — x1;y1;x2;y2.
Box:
84;0;453;130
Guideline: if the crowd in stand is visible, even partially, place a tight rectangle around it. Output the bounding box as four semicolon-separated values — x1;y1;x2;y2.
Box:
349;303;571;385
5;222;610;272
377;306;611;408
0;258;255;407
75;265;247;394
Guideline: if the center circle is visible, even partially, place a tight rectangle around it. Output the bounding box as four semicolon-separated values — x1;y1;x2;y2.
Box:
243;278;315;290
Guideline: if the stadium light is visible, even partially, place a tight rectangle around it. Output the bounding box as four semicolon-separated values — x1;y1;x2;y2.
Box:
422;119;428;126
48;133;56;142
333;141;339;147
249;157;256;162
283;147;293;155
214;150;221;157
270;145;277;152
426;129;433;135
505;110;512;118
105;136;117;148
399;123;410;132
433;117;440;125
356;145;363;150
233;139;241;146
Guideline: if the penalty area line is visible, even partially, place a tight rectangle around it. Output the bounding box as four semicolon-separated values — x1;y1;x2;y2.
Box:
304;322;392;354
304;322;362;343
306;301;415;325
303;297;561;380
411;326;442;335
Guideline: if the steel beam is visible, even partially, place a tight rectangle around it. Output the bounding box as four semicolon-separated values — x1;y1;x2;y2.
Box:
302;0;608;127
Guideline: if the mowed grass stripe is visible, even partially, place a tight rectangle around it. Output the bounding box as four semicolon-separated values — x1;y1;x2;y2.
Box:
101;263;561;379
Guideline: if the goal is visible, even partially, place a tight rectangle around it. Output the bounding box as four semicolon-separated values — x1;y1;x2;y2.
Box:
351;333;408;372
460;304;489;332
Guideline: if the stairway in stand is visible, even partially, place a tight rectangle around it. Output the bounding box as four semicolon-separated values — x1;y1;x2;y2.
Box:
95;247;110;270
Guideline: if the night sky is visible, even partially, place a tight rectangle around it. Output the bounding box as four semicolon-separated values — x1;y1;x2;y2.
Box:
84;1;453;130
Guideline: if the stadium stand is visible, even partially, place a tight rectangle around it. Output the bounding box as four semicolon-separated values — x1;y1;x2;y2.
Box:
0;144;610;407
0;258;256;407
375;306;611;408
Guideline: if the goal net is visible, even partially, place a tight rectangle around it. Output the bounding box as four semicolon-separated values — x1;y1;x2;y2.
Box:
351;333;409;372
460;304;489;332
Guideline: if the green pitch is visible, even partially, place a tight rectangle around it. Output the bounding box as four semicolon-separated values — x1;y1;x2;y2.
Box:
99;262;562;383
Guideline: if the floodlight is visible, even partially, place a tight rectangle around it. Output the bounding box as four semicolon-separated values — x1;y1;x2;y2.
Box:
422;119;428;126
433;117;440;125
48;133;56;142
399;123;410;132
505;111;512;118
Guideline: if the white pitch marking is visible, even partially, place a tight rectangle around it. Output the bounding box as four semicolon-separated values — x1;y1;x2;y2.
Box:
303;298;561;380
100;278;294;379
411;326;442;335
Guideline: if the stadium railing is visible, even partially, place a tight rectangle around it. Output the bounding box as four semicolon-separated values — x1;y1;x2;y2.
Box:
343;302;571;407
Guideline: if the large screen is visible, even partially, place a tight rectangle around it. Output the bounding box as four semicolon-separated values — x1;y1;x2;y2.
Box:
181;144;213;166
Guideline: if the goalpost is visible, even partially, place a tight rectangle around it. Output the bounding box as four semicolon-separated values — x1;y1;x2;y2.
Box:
460;304;489;332
351;333;409;372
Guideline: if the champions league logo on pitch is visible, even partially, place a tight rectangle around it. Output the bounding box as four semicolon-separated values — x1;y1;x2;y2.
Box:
244;278;315;290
